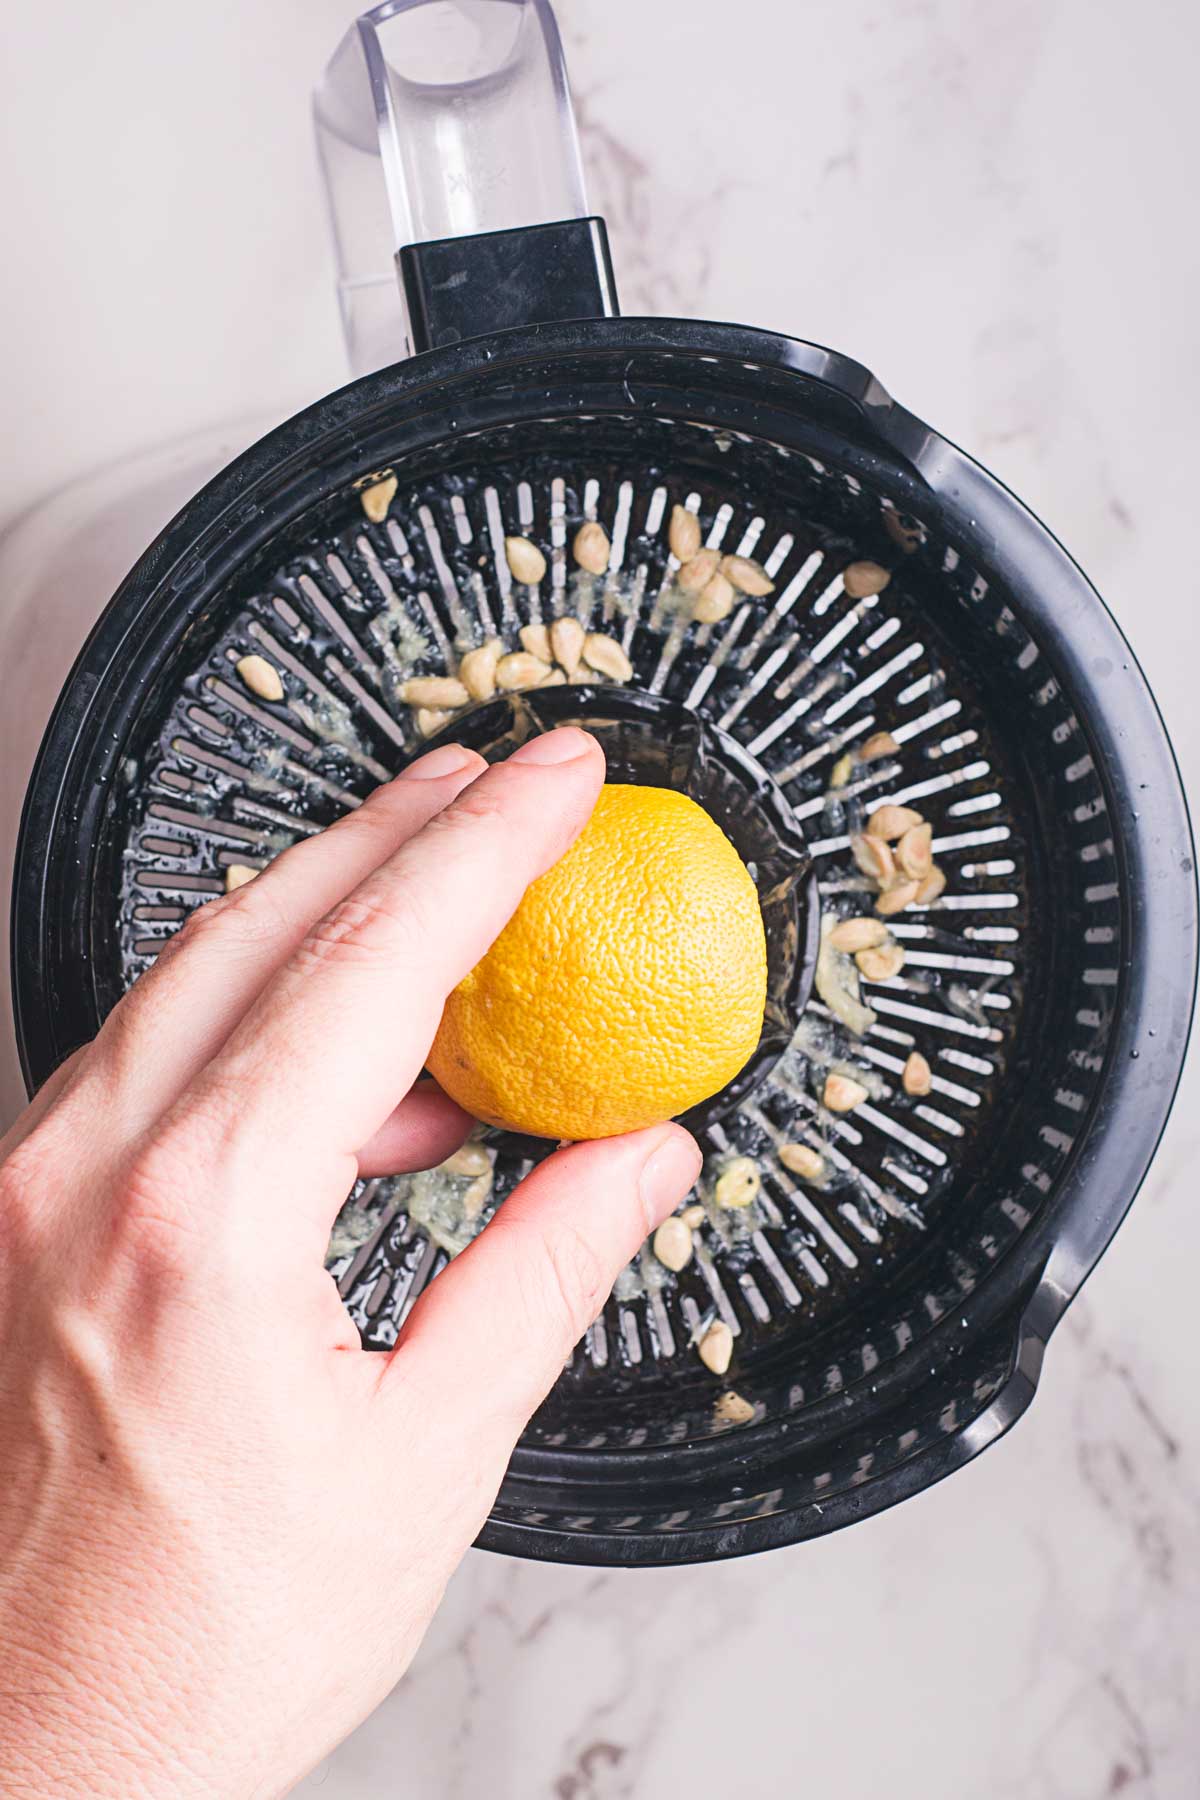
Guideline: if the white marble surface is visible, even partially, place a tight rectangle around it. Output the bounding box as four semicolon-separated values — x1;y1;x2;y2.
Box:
2;1;1198;1795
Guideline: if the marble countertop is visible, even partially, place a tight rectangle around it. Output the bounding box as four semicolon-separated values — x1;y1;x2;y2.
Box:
2;1;1197;1795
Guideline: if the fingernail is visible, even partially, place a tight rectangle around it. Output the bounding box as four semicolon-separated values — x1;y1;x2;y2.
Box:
509;726;596;767
401;742;479;781
638;1129;704;1232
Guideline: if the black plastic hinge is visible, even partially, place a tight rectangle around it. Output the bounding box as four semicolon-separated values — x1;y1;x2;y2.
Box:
398;216;619;353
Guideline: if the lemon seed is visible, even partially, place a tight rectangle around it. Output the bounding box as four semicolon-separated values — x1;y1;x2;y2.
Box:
883;511;924;553
903;1051;933;1097
680;1203;707;1229
416;707;452;738
224;864;258;892
698;1320;734;1375
855;940;906;981
875;879;920;917
496;651;553;692
779;1142;824;1180
720;553;774;596
715;1156;759;1209
860;731;900;762
896;821;934;879
831;752;855;789
824;1073;869;1113
505;535;546;584
851;833;896;886
916;865;947;904
360;475;397;523
669;504;702;562
459;637;503;702
573;521;610;575
236;654;285;703
829;915;889;953
843;560;891;598
676;548;721;594
714;1389;755;1425
692;571;735;623
461;1172;493;1220
549;615;585;674
439;1144;492;1177
519;622;552;661
582;633;633;682
866;804;924;841
652;1216;694;1272
400;675;469;710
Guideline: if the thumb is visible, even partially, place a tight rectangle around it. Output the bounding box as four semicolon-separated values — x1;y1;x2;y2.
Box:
383;1124;702;1437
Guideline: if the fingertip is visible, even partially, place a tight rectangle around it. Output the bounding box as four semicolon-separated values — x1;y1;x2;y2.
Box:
355;1079;477;1177
398;742;488;782
508;725;605;769
636;1123;704;1230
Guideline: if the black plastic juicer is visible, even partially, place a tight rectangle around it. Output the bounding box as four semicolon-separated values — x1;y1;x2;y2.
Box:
12;0;1196;1564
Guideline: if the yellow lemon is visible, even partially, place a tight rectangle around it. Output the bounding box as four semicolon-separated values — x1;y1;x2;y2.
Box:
427;783;767;1139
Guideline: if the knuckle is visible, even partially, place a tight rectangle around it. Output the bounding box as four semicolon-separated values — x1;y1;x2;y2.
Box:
435;785;509;840
0;1139;51;1257
495;1211;609;1341
294;889;412;974
91;986;146;1082
173;895;230;950
177;885;291;956
544;1224;608;1326
111;1102;232;1270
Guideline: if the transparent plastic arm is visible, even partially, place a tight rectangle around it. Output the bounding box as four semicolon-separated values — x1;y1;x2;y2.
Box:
314;0;593;371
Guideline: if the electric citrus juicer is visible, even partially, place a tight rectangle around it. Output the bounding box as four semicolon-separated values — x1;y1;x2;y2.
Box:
12;0;1195;1563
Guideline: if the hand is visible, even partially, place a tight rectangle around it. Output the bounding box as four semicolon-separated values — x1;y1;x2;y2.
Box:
0;728;701;1799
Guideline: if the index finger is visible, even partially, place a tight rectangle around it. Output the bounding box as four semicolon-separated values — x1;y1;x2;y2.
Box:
167;728;605;1228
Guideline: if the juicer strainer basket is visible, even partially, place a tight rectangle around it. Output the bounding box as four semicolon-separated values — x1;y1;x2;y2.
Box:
10;2;1196;1565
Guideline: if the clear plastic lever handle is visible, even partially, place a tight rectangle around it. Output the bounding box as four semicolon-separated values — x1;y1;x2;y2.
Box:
314;0;590;373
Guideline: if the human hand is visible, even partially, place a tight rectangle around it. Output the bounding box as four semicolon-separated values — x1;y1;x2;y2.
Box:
0;729;702;1799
